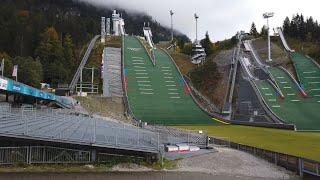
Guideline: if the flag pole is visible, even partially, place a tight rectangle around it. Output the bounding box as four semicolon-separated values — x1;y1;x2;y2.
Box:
1;59;4;77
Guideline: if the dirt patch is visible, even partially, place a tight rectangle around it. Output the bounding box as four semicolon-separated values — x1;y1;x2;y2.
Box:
74;96;130;123
209;49;234;109
168;50;196;77
176;147;298;179
251;38;296;76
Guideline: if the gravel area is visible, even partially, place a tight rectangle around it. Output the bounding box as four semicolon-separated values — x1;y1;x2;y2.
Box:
176;147;298;179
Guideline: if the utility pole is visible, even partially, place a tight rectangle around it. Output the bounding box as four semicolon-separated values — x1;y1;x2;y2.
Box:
170;10;174;42
80;68;83;96
1;59;4;77
194;13;199;43
91;67;94;93
263;12;274;62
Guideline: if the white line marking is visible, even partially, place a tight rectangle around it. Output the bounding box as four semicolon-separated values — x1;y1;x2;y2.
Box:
165;81;174;83
132;59;143;62
303;71;316;74
161;69;171;72
136;77;149;79
272;105;281;108
291;100;300;102
280;82;288;84
311;89;320;91
138;84;151;87
284;87;292;89
132;57;143;59
277;77;284;79
134;69;146;72
287;94;295;96
137;80;150;83
306;77;320;79
133;63;145;65
268;99;276;102
265;93;273;96
134;66;145;68
262;88;269;90
135;73;148;75
164;73;172;75
141;92;154;95
170;97;181;99
166;85;176;87
139;88;153;91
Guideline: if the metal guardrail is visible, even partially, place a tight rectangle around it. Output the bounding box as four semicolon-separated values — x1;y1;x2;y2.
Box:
69;35;100;92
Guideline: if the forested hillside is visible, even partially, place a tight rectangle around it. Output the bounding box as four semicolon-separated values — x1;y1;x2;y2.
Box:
282;14;320;62
0;0;189;88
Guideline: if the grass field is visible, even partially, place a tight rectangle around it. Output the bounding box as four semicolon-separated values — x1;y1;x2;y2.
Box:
178;125;320;162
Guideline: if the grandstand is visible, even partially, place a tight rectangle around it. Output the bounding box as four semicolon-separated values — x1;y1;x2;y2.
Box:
0;103;159;153
123;36;221;125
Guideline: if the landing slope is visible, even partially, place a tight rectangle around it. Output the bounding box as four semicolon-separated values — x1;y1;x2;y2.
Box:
123;36;218;125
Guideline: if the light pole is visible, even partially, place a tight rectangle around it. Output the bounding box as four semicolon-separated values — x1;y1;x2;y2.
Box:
170;10;174;42
263;12;274;62
194;13;199;43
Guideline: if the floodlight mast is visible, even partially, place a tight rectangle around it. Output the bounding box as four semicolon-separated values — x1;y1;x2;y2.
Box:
194;13;199;43
170;10;174;42
263;12;274;62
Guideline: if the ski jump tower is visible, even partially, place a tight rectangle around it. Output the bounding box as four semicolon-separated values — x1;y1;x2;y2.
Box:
112;10;125;36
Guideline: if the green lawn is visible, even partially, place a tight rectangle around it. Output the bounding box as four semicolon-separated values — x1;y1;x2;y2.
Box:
179;125;320;161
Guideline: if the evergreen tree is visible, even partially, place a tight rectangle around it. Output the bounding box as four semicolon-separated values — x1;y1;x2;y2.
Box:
250;22;259;37
283;17;291;35
63;34;76;78
35;27;67;86
200;32;214;56
12;56;43;88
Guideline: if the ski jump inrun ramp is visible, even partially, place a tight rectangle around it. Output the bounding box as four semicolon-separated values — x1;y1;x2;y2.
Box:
123;36;223;126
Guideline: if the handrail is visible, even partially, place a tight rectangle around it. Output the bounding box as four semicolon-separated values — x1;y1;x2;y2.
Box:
279;66;307;97
69;35;100;92
135;36;156;66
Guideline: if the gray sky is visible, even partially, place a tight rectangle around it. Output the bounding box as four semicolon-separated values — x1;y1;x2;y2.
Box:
80;0;320;42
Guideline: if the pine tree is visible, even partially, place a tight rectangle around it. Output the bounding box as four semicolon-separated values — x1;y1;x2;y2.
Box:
250;22;259;37
283;17;291;36
200;32;214;56
35;27;67;86
63;34;76;79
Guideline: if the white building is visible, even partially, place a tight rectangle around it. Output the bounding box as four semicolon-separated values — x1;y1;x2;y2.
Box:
112;10;125;36
101;17;106;43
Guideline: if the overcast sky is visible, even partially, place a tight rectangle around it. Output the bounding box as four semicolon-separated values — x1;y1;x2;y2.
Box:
80;0;320;42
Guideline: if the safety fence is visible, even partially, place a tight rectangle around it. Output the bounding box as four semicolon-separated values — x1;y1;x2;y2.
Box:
0;146;147;165
0;146;90;165
210;137;320;177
